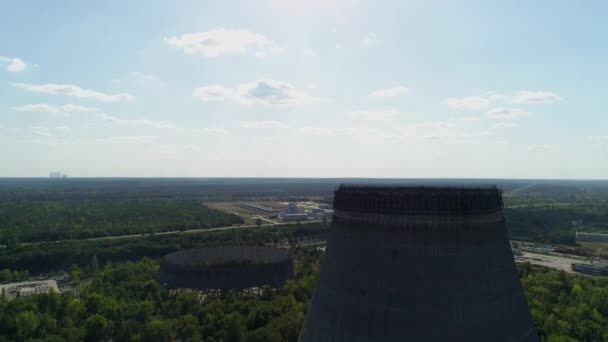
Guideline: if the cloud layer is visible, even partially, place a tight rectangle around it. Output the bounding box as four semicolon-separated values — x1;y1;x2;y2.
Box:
166;28;282;58
369;86;408;99
193;80;321;106
13;83;135;102
14;103;99;114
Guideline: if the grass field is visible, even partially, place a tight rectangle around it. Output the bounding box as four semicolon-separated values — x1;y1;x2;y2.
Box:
205;202;263;225
579;241;608;253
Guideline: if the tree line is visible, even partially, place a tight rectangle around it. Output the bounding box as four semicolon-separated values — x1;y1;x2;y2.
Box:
0;200;243;243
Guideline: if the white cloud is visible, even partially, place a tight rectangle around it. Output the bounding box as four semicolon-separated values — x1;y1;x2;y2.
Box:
447;90;561;111
484;107;528;120
445;96;490;111
31;126;51;137
13;83;135;102
336;33;379;51
29;126;71;137
193;80;322;106
397;121;468;141
96;136;157;145
346;109;400;122
14;104;61;113
98;113;178;130
130;72;165;87
359;32;378;48
528;144;556;151
0;55;27;72
240;120;291;129
340;125;393;144
303;49;316;57
589;135;608;147
194;128;229;135
14;103;99;113
98;114;227;135
296;126;335;135
369;86;408;99
60;104;99;112
513;91;562;104
54;126;71;134
166;28;282;58
489;122;519;130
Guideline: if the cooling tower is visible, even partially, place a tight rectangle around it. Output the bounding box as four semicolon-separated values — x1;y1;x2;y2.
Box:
299;185;538;342
158;246;293;290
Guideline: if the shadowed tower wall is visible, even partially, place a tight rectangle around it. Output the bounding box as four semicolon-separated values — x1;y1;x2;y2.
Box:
299;185;538;342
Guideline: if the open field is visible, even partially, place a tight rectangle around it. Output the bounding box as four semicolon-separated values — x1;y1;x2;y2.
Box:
205;201;260;224
579;241;608;253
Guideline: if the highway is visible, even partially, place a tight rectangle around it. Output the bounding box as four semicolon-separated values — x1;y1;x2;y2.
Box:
20;220;325;246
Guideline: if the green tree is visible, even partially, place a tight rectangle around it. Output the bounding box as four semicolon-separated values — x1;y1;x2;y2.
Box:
256;218;262;228
83;314;112;342
142;319;175;342
15;310;39;340
70;264;81;283
89;255;99;276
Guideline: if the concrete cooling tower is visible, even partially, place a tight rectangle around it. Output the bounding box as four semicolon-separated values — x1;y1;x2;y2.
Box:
299;185;538;342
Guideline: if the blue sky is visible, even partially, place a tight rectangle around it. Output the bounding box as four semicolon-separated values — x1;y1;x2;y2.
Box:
1;0;606;178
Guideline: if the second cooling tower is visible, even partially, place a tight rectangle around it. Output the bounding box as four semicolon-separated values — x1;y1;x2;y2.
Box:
299;185;538;342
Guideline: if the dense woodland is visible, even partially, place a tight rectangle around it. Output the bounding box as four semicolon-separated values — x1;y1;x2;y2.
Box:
0;200;243;243
519;263;608;341
1;179;608;340
1;250;607;341
505;205;608;245
0;223;328;274
0;248;321;342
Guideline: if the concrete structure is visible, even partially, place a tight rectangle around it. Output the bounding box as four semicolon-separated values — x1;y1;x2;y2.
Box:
284;202;302;214
282;213;308;222
19;284;52;297
576;231;608;243
157;246;293;290
572;261;608;276
0;280;60;301
300;185;538;342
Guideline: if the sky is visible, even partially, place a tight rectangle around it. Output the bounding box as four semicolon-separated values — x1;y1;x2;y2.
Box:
1;0;607;178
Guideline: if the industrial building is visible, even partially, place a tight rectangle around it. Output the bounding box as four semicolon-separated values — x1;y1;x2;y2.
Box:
0;280;60;301
299;185;538;342
572;261;608;276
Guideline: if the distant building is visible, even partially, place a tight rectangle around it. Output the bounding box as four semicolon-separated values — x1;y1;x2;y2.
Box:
49;172;68;179
0;280;60;301
19;284;52;297
576;232;608;243
282;213;308;222
284;202;302;214
571;220;584;227
572;261;608;276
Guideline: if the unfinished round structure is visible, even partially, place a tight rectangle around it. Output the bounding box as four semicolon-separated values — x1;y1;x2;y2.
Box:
158;246;293;290
299;185;538;342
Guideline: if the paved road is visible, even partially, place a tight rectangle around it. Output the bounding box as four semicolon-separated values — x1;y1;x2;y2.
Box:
21;220;326;246
514;251;582;273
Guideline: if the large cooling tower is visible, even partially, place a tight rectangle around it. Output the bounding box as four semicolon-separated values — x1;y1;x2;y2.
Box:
299;185;538;342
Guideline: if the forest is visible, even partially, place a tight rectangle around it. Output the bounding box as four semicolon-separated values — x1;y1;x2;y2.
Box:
1;249;607;341
505;205;608;245
0;223;329;274
0;200;243;243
